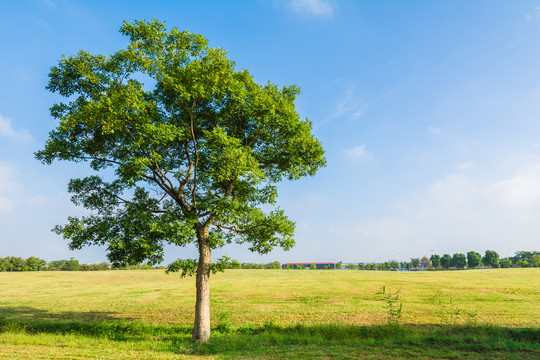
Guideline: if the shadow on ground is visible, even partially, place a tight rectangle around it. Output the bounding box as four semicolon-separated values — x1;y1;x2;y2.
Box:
0;307;538;359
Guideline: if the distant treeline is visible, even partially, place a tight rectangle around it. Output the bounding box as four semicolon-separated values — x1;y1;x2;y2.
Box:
354;250;540;271
0;251;537;272
0;257;166;272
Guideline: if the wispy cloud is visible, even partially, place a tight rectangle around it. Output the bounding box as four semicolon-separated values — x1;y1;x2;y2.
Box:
343;144;373;162
288;0;333;18
331;87;364;119
0;114;33;141
320;76;417;127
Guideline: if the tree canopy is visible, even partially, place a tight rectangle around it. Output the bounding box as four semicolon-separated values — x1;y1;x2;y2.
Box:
36;19;326;341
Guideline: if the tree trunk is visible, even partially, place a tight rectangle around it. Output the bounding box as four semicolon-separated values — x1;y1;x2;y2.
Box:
192;226;211;342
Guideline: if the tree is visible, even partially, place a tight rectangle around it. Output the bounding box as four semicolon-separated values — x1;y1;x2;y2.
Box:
7;257;26;271
345;263;357;270
420;256;431;269
531;254;540;267
440;254;452;270
64;258;80;271
483;250;500;268
430;254;441;269
410;258;420;269
336;261;343;270
451;253;467;269
310;263;316;270
510;251;539;263
0;258;8;272
25;257;47;271
466;251;482;268
499;258;512;268
36;20;325;342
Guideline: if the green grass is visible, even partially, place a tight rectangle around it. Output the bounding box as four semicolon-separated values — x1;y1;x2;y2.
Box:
0;268;538;358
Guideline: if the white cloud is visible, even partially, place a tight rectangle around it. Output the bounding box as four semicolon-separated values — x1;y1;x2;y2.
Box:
295;163;540;262
343;144;373;161
0;114;33;141
489;164;540;209
289;0;333;18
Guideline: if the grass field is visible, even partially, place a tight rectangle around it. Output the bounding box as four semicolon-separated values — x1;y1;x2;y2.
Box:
0;268;538;359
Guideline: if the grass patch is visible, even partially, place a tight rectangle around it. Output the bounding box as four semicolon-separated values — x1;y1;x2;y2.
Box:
0;268;538;358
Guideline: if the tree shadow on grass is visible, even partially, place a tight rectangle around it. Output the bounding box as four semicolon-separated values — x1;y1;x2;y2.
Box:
0;309;538;358
0;305;128;322
0;305;190;339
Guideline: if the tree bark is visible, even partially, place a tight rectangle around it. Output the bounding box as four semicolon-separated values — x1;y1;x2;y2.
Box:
192;225;211;342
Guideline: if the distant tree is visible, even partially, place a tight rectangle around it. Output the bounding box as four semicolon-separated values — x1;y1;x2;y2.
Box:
323;265;329;270
7;257;27;271
389;261;399;269
531;254;540;267
517;260;530;268
410;258;420;269
271;261;281;269
483;250;500;268
452;253;467;269
420;256;431;269
345;263;357;270
335;261;343;270
499;258;512;268
97;262;110;270
0;258;8;272
510;251;539;263
63;258;80;271
48;260;67;271
466;251;482;268
310;263;316;270
297;264;305;270
430;254;441;269
25;257;47;271
440;254;452;270
357;262;365;270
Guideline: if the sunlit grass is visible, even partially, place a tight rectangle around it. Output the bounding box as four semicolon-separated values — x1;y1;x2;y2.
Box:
0;268;538;358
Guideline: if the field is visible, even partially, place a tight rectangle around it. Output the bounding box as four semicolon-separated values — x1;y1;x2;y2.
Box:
0;268;538;359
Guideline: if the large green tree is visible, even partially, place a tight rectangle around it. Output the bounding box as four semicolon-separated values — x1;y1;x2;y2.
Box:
483;250;500;268
466;251;482;268
36;19;325;342
429;254;441;269
440;254;452;270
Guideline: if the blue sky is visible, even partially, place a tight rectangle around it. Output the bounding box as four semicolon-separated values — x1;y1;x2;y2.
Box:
1;0;540;264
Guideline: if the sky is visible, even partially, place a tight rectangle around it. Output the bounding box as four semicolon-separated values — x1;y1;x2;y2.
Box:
1;0;540;265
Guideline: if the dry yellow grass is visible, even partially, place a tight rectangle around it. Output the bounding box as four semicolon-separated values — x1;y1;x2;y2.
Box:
0;268;538;328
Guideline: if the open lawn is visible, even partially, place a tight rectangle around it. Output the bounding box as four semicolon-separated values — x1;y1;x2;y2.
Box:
0;268;538;359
